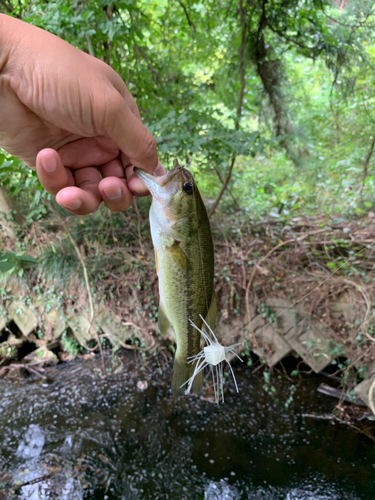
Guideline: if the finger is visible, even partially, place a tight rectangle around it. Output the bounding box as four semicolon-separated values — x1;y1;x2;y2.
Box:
58;136;119;169
99;157;126;179
36;149;74;195
99;177;133;212
101;92;159;174
99;158;133;212
56;167;102;215
127;161;166;197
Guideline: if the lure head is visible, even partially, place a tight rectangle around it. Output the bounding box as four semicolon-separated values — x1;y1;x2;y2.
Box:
134;159;199;230
204;344;226;366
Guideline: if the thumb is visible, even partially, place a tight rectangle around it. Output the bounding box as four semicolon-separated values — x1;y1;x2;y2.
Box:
103;92;158;173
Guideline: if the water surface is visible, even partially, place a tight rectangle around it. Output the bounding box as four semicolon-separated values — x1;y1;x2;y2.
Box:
0;356;374;499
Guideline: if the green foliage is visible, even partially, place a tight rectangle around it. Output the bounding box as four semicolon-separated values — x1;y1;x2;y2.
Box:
1;0;375;219
0;251;37;275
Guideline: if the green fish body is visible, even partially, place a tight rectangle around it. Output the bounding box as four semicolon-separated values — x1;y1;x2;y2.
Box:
134;160;216;393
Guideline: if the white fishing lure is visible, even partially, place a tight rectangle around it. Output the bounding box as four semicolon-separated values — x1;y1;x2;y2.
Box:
182;315;243;404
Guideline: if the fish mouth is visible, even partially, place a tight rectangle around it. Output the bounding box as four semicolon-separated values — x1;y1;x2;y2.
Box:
133;167;184;197
133;168;163;198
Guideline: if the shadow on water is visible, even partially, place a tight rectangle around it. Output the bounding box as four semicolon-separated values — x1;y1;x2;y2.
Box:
0;355;374;499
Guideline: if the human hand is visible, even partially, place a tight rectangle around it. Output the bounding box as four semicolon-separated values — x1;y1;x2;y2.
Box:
0;14;164;214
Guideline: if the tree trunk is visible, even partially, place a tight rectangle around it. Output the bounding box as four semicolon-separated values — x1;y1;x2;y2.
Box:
0;185;25;226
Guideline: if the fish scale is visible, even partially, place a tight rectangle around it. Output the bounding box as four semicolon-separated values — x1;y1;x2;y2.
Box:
134;160;216;393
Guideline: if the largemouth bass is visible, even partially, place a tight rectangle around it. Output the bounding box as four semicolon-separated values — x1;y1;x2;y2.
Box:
134;160;216;393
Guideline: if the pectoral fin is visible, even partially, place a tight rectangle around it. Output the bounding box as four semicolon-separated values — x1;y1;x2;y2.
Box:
158;303;171;335
165;240;188;269
154;248;158;275
205;291;217;331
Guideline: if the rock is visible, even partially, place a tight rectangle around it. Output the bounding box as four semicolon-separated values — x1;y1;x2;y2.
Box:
251;314;265;333
253;324;292;367
287;317;333;373
215;317;245;363
0;331;25;360
0;306;7;331
354;374;375;410
44;310;66;341
24;345;58;365
97;309;132;348
328;301;357;324
8;300;37;336
7;332;25;347
0;342;18;359
264;298;303;335
67;313;96;344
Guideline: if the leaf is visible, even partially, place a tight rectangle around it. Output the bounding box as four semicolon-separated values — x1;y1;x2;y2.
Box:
0;262;15;273
326;262;336;270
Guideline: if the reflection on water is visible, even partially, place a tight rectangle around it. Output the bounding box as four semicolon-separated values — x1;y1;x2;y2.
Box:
16;425;45;459
0;356;374;499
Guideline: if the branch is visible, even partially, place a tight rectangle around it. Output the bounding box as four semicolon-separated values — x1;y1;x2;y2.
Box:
208;0;246;217
134;44;165;90
86;34;94;57
177;0;196;30
212;162;241;209
0;0;13;14
361;129;375;195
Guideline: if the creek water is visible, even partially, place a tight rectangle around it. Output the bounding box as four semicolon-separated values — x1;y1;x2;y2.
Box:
0;355;374;500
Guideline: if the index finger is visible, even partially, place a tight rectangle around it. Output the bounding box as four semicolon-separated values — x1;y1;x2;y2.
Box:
101;92;158;174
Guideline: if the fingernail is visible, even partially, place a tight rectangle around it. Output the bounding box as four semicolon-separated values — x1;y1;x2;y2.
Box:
103;186;122;200
61;200;82;210
41;155;57;172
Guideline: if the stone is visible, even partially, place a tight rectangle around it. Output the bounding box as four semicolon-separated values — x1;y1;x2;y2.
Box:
253;324;292;367
354;374;375;410
264;298;303;335
44;310;66;341
67;314;96;344
97;309;132;348
287;317;333;373
215;317;245;363
0;306;7;331
7;332;24;347
8;301;37;336
251;314;265;333
328;301;357;324
24;345;58;365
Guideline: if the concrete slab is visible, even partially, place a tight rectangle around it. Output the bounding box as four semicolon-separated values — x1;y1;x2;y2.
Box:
8;301;37;336
44;310;66;340
25;345;58;365
354;373;375;410
253;324;292;367
287;317;333;373
67;314;96;344
264;298;303;335
97;309;132;348
0;305;7;331
328;301;357;324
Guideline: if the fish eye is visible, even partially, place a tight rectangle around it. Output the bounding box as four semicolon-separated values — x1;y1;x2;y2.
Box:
182;182;194;195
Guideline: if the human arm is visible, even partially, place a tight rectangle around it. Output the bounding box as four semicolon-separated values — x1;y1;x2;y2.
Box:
0;14;163;214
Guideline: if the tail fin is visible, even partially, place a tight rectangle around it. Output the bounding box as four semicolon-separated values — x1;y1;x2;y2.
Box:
171;358;203;394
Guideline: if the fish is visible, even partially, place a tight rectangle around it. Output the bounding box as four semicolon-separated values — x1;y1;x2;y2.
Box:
134;159;216;393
